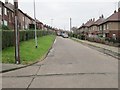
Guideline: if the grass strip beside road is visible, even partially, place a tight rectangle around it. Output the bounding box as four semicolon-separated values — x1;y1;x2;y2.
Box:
2;35;56;64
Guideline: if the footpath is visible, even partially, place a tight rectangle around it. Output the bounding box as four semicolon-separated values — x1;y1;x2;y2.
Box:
72;38;119;60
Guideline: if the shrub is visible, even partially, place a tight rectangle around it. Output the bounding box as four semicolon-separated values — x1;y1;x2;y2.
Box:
2;25;10;30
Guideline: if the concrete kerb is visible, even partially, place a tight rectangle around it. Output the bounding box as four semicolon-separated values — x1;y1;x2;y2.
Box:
71;37;119;60
1;36;56;73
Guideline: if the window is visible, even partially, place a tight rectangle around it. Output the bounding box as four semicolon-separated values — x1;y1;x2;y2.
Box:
103;24;106;30
12;13;14;17
4;8;7;15
100;26;102;30
107;24;109;30
4;20;8;26
23;17;24;21
0;19;1;24
0;7;1;15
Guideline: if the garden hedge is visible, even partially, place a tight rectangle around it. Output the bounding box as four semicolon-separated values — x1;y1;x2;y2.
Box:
2;30;55;49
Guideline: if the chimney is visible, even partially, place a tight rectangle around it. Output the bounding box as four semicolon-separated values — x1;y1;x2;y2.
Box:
5;0;8;4
114;10;117;13
101;14;104;18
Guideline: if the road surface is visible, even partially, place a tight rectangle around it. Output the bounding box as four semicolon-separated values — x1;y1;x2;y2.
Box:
2;36;118;88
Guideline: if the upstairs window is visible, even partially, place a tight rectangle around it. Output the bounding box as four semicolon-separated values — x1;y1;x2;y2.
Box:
4;8;7;15
0;7;1;15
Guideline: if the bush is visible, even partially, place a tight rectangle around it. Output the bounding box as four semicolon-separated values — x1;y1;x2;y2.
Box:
2;25;10;30
2;30;55;49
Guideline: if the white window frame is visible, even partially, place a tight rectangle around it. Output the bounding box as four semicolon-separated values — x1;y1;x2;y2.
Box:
107;24;109;30
0;7;1;15
4;20;8;26
103;24;106;30
100;26;102;31
23;17;24;21
4;8;7;15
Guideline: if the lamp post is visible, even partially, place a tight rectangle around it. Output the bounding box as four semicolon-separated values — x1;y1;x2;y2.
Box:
34;0;38;48
14;0;20;64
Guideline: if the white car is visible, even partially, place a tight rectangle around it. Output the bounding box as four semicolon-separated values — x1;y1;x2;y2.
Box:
62;33;68;38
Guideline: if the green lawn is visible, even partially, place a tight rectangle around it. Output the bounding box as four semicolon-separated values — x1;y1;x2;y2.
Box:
2;35;56;64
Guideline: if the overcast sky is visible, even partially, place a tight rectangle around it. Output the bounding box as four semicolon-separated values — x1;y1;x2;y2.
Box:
1;0;119;30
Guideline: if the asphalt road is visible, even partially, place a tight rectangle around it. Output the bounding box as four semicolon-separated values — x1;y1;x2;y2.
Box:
2;36;118;88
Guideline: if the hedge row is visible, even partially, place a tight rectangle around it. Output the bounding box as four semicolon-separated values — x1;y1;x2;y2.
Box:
2;30;55;49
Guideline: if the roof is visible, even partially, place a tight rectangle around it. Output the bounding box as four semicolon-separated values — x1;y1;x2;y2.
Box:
78;23;85;29
4;3;14;11
101;11;120;24
84;19;95;27
94;17;105;25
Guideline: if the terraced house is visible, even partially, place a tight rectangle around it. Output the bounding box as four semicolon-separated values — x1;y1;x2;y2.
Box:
78;7;120;41
99;10;120;39
0;1;3;27
0;0;44;30
0;1;14;29
89;15;105;38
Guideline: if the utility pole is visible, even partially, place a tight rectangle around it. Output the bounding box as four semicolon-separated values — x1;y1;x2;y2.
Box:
34;0;38;48
14;0;20;64
70;18;72;32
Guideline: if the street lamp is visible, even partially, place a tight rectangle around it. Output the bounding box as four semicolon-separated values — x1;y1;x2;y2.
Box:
34;0;38;48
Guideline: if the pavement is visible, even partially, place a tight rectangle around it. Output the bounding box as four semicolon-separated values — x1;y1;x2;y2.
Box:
72;37;119;59
2;36;118;88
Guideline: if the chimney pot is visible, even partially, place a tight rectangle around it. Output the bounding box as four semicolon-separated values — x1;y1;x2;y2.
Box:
101;14;104;18
114;10;117;13
5;0;8;4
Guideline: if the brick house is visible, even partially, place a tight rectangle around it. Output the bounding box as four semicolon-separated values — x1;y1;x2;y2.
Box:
0;1;3;27
89;15;105;37
83;19;95;37
78;23;86;35
36;19;44;30
99;10;120;39
2;1;44;30
24;13;34;30
0;1;14;29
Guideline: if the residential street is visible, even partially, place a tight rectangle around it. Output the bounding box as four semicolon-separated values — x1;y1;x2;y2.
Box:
2;37;118;88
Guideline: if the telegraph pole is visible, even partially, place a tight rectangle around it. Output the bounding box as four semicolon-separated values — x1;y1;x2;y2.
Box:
14;0;20;64
34;0;38;48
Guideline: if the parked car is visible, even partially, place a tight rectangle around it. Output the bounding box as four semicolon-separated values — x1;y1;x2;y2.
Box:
62;33;69;38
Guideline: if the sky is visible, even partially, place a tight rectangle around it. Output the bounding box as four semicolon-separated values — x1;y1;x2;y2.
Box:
1;0;119;30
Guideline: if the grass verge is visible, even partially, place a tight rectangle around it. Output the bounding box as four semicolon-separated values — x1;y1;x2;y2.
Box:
2;35;56;64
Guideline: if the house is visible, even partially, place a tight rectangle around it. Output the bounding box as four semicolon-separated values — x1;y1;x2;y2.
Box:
0;1;14;29
0;1;3;27
78;23;86;35
36;19;44;30
99;10;120;39
2;0;44;30
89;15;105;38
82;19;95;38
